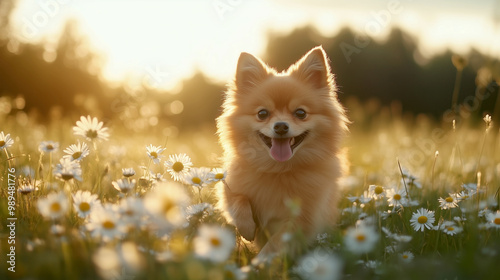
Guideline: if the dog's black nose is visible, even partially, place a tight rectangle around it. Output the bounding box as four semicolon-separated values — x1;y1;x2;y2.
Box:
273;122;289;135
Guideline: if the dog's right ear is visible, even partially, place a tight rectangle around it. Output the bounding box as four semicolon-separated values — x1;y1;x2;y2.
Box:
235;52;269;92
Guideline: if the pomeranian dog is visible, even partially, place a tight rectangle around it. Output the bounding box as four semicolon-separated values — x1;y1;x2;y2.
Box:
217;46;348;257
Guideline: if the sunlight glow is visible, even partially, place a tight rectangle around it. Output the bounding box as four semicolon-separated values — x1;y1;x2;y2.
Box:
9;0;500;90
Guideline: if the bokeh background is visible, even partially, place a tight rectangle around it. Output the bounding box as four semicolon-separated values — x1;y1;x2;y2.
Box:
1;0;499;139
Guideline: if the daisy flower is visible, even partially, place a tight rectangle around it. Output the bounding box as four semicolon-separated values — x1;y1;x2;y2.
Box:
486;210;500;229
186;202;214;221
193;225;235;263
38;141;59;153
347;191;372;205
462;183;477;192
117;197;146;228
442;222;463;236
164;153;193;181
410;208;435;232
73;115;110;141
209;168;227;182
457;189;476;201
223;264;247;280
63;141;90;161
146;144;166;164
184;167;211;188
112;178;136;194
400;251;414;263
438;193;460;209
53;157;83;181
122;168;136;177
86;204;126;241
144;182;190;229
18;182;38;195
0;131;14;150
386;187;408;207
72;190;101;219
50;224;65;237
344;223;379;254
37;192;69;220
294;250;343;280
368;184;386;200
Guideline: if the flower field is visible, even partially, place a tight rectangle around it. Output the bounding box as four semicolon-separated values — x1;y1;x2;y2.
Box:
1;106;499;280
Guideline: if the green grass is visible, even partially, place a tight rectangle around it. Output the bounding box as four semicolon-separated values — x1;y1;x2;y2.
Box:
0;107;499;280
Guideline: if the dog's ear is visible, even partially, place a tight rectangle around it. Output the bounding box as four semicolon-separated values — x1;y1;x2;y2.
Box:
235;52;269;92
289;46;332;89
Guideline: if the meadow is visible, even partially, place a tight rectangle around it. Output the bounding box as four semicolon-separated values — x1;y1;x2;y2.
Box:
0;96;499;280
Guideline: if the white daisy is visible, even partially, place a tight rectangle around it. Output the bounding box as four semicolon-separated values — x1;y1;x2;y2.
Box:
0;131;14;150
38;141;59;153
146;144;166;164
144;182;190;230
223;264;247;280
186;202;214;221
438;193;460;209
63;141;90;161
193;225;235;263
344;223;379;254
37;192;69;220
122;168;136;177
400;251;414;263
53;157;83;181
112;178;136;194
209;168;227;182
73;115;110;141
462;183;477;192
294;250;343;280
368;184;386;200
486;210;500;229
386;187;408;207
410;208;435;232
442;223;463;236
164;153;193;181
184;167;211;189
18;181;38;195
86;204;126;241
50;224;65;237
72;190;101;219
117;197;146;228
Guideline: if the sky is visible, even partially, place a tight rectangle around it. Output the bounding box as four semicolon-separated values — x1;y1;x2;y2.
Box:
8;0;500;91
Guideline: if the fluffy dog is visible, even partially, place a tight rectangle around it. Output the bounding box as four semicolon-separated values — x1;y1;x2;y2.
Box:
217;46;348;257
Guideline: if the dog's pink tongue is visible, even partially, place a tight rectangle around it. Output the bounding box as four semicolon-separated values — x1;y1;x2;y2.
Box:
270;138;292;162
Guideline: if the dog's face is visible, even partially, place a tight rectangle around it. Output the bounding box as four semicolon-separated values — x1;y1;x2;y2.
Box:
218;47;347;171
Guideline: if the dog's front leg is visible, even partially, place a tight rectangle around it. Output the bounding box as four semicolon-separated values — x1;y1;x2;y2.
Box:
226;192;256;241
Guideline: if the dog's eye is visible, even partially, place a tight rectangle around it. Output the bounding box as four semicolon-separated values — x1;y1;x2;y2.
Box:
257;109;269;120
294;109;307;120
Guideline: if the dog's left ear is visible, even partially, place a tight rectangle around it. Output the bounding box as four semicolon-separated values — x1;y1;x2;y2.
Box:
289;46;332;89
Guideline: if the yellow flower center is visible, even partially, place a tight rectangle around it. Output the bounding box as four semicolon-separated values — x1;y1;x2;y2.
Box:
0;140;5;147
86;129;98;139
215;173;224;180
72;152;82;160
447;227;454;232
79;202;91;212
393;194;402;201
163;200;174;214
445;197;454;203
172;162;184;172
417;216;428;224
402;254;408;259
374;186;384;195
356;234;366;242
210;237;221;247
150;151;158;158
46;144;54;150
102;220;115;229
494;218;500;225
192;177;201;185
50;202;61;212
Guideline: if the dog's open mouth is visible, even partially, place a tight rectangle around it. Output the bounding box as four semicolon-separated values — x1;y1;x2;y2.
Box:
258;131;309;162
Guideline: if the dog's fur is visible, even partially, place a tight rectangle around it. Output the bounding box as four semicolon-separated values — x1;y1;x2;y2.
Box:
217;46;348;257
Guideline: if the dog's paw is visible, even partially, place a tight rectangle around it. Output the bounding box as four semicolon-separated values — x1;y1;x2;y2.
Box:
236;219;256;241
